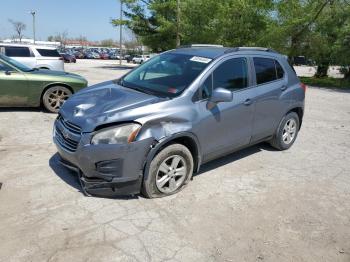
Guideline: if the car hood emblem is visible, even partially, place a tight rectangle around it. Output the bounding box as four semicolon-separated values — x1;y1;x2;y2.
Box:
62;129;69;139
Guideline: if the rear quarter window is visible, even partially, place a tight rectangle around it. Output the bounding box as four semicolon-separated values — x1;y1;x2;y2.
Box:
36;49;60;57
4;46;31;57
275;60;285;79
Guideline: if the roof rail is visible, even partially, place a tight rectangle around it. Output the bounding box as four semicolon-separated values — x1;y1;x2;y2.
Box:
177;44;224;49
224;47;278;53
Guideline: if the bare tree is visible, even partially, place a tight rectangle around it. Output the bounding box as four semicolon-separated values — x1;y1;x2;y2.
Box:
77;35;87;47
55;31;68;47
8;19;26;42
47;31;68;47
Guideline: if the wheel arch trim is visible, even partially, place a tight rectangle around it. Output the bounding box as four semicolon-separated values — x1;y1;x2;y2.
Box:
142;132;202;183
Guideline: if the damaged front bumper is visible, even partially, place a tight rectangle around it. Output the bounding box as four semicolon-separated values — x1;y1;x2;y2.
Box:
53;120;155;197
58;157;144;197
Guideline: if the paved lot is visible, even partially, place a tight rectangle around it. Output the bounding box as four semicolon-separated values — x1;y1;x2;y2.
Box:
66;59;137;85
0;60;350;262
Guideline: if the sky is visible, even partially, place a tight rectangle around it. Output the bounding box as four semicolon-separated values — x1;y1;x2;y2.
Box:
0;0;128;42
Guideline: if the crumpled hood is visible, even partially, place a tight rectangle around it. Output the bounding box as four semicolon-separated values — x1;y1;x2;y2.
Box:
59;80;163;132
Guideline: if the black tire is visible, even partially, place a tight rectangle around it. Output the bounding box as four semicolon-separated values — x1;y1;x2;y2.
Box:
42;86;72;113
142;143;194;198
270;112;300;150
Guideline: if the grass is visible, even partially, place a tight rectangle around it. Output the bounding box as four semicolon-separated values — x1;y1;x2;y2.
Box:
300;77;350;90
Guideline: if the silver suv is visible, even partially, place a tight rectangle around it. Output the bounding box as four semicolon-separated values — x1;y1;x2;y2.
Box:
53;46;305;198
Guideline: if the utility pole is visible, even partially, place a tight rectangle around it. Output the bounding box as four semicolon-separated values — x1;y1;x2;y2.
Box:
30;11;36;44
176;0;180;47
119;0;123;65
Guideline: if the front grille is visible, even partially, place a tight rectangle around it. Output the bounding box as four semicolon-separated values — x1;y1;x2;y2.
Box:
55;115;82;152
57;115;82;134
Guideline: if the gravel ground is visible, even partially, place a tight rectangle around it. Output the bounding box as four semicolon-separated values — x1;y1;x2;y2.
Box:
0;60;349;262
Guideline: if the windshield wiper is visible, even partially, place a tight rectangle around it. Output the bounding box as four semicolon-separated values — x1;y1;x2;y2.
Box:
127;86;158;96
118;79;159;96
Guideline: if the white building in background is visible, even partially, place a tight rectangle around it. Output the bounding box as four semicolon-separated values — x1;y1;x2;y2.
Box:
0;38;60;47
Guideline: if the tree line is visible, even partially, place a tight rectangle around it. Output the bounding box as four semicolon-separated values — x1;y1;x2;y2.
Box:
112;0;350;78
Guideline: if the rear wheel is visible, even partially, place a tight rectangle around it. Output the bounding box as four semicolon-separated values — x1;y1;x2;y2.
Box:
270;112;300;150
42;86;72;113
142;143;194;198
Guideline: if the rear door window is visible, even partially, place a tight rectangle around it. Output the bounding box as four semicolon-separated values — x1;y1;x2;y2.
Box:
36;49;60;57
253;57;285;85
5;46;31;57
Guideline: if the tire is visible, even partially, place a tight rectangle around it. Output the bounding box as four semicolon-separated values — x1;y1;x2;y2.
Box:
270;112;300;150
42;86;72;113
142;143;194;198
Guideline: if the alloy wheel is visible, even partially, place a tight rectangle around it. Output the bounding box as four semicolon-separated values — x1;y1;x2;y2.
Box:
282;118;297;144
45;87;70;112
156;155;187;194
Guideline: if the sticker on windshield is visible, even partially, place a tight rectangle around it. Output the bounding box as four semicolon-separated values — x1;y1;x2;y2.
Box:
190;56;212;64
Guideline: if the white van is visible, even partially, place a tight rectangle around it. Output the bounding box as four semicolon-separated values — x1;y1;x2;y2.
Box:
0;43;64;71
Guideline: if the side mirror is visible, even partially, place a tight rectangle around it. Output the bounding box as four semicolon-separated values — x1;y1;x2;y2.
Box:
5;71;11;76
209;87;233;103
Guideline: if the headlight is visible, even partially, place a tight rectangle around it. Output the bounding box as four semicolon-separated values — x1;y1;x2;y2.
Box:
91;123;141;145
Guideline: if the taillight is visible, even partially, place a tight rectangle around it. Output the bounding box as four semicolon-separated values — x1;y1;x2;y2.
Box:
300;82;307;92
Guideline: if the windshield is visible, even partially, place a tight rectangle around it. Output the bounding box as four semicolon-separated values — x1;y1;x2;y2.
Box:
0;53;33;72
121;53;212;97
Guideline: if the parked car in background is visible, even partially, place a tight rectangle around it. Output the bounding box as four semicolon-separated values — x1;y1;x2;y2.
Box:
73;51;85;59
100;53;110;60
293;56;307;66
125;55;135;63
86;52;100;59
0;43;64;71
132;55;150;64
54;45;305;198
109;53;120;60
0;54;87;112
60;53;76;63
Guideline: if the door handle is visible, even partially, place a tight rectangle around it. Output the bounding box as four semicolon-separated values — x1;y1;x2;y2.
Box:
280;85;288;91
243;99;252;106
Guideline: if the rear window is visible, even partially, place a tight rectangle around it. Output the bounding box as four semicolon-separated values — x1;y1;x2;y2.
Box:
4;46;31;57
36;49;60;57
254;57;285;85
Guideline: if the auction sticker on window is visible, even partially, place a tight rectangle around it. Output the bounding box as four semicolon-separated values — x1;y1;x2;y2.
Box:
190;56;212;63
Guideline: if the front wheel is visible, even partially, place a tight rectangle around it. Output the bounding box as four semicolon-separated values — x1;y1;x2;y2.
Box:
142;144;194;198
270;112;300;150
42;86;72;113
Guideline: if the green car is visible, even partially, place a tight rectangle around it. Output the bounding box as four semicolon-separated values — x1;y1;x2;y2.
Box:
0;54;87;113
